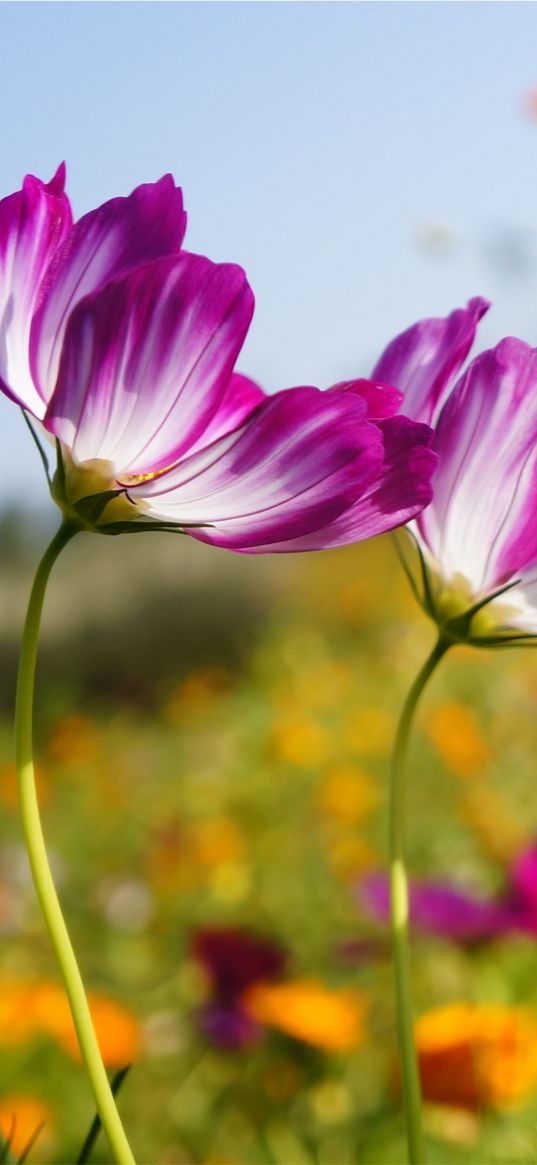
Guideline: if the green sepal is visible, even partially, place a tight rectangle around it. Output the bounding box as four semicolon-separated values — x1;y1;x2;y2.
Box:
54;439;67;500
394;529;436;614
442;579;523;642
394;530;537;649
414;538;435;616
73;489;129;524
99;519;212;536
391;532;422;606
22;413;52;486
460;632;537;650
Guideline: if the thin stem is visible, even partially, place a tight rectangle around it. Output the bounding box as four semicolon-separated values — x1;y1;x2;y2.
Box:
389;635;449;1164
15;522;136;1165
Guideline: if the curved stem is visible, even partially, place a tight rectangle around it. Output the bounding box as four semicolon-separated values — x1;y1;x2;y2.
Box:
15;522;136;1165
389;635;449;1164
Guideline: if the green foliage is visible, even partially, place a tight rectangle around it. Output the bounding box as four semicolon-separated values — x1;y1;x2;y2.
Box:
1;526;537;1162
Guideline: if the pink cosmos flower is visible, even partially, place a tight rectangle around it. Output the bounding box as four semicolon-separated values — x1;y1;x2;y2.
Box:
360;840;537;945
0;166;436;551
373;297;537;636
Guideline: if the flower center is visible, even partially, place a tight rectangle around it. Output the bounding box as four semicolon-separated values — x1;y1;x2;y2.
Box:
51;449;142;529
120;463;176;487
426;569;522;641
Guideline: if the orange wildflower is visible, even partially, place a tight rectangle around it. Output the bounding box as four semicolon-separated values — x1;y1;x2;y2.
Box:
0;761;50;808
55;992;143;1066
0;1095;55;1160
47;714;101;766
243;979;365;1052
316;764;378;824
426;702;490;777
0;979;142;1066
416;1003;537;1110
0;981;43;1045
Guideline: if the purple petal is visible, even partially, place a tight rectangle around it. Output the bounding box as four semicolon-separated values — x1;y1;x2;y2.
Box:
46;253;254;471
481;842;537;937
197;1004;262;1050
328;377;403;420
417;339;537;599
185;372;266;455
372;297;489;425
361;873;510;943
129;386;384;550
191;926;287;1001
31;175;186;404
242;414;436;551
504;845;537;932
0;164;73;417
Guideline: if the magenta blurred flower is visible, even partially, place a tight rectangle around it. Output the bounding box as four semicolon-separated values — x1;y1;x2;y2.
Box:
0;166;436;551
190;926;286;1050
360;840;537;945
373;298;537;638
361;872;510;944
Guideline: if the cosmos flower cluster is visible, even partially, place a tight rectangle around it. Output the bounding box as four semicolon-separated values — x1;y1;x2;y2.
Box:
2;165;537;631
0;165;434;552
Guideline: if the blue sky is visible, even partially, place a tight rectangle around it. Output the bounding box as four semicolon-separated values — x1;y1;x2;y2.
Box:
1;1;537;504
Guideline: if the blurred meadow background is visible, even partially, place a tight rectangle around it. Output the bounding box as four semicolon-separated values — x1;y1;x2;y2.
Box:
3;3;537;1163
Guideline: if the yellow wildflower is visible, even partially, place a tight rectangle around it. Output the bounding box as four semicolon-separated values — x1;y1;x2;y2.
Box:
271;716;329;767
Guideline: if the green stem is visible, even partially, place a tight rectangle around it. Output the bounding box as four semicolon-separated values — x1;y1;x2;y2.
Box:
15;522;136;1165
389;635;449;1164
